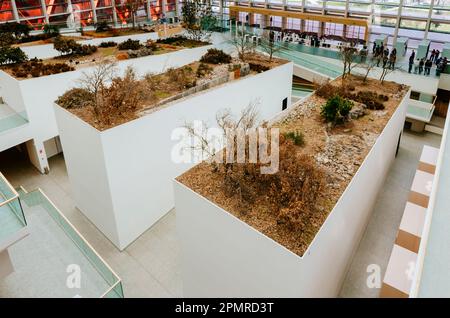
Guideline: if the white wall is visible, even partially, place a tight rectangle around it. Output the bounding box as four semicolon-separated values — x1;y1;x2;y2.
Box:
0;45;212;165
21;32;159;60
54;106;120;246
439;73;450;91
174;89;410;297
56;62;293;250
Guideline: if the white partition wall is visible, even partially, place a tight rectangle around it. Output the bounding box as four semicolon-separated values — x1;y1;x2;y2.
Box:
55;62;293;250
0;45;212;172
174;89;410;297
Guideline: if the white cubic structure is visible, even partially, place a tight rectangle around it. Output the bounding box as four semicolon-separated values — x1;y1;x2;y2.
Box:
54;62;293;250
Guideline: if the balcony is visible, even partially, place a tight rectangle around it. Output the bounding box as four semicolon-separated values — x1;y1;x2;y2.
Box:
0;174;123;298
0;102;28;135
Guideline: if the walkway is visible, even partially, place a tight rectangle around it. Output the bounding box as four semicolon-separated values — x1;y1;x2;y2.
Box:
340;130;441;298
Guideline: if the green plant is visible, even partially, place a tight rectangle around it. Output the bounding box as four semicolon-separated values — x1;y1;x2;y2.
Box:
321;95;353;124
182;0;217;41
200;49;232;64
43;24;60;37
196;62;212;77
118;39;142;50
99;41;117;48
53;36;97;56
95;21;111;32
0;46;28;65
283;131;305;146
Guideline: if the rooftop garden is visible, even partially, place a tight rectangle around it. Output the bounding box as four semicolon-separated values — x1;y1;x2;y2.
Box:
177;74;409;256
55;49;287;130
0;35;209;79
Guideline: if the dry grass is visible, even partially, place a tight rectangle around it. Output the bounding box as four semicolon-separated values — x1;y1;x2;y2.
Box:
178;75;409;256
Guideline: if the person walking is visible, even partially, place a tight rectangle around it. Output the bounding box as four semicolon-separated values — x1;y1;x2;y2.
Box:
430;49;436;62
419;58;424;74
389;51;396;69
434;49;440;63
372;42;377;55
410;49;416;61
424;59;432;75
408;53;414;73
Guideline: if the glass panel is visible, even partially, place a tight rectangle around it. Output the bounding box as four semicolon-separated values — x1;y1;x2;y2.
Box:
20;190;123;298
0;1;15;22
306;0;324;9
15;0;44;19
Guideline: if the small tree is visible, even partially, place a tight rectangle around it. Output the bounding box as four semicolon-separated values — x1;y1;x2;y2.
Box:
182;0;216;42
339;44;359;80
0;46;28;65
230;31;254;62
78;62;117;116
258;30;281;62
43;24;60;37
379;64;398;84
124;0;145;29
359;59;377;83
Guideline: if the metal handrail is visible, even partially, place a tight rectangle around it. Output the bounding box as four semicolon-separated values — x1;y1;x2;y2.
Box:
0;172;19;208
33;188;123;298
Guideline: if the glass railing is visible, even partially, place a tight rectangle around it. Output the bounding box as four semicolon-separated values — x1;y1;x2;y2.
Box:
0;172;27;243
0;111;28;135
20;189;124;298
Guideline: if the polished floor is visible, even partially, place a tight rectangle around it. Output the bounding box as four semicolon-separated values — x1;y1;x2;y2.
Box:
339;130;441;298
0;129;442;297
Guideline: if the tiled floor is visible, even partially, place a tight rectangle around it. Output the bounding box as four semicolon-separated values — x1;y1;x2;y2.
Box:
0;149;181;298
339;130;441;298
0;129;442;298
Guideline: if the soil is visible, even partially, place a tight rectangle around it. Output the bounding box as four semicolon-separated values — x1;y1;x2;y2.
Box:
65;53;287;131
177;75;409;256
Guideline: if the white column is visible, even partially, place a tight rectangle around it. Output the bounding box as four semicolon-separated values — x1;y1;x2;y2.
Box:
146;0;152;21
40;0;49;24
90;0;98;23
424;0;435;40
26;140;49;174
11;0;20;22
162;0;167;15
111;0;118;25
392;0;403;45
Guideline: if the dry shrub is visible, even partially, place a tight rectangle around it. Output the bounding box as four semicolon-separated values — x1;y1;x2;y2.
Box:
218;134;326;230
166;66;196;90
116;53;128;60
56;88;94;109
97;67;147;126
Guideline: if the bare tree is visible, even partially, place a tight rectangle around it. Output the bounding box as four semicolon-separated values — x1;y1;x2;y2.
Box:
379;64;398;84
258;30;281;62
339;44;359;80
78;61;117;116
230;31;254;62
359;59;377;83
124;0;145;29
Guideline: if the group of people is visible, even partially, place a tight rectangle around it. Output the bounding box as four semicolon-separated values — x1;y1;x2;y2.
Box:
408;49;448;76
372;43;397;69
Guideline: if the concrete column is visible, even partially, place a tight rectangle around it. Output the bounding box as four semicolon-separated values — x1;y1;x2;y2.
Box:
424;0;435;40
90;0;98;23
39;0;49;24
26;140;49;174
392;0;404;46
111;0;118;26
146;0;152;21
162;0;167;15
11;0;20;22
